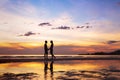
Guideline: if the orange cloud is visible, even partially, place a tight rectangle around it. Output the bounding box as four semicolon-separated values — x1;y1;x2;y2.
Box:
71;43;120;53
0;42;41;50
0;42;120;55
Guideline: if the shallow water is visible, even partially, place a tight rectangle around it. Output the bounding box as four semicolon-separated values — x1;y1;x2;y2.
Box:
0;55;120;59
0;60;120;80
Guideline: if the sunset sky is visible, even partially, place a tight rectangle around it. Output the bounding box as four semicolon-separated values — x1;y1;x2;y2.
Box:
0;0;120;55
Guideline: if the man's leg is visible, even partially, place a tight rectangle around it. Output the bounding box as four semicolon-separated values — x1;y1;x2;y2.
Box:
44;53;48;59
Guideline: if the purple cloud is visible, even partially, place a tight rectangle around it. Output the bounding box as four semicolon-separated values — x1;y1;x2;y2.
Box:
38;22;52;26
107;40;120;44
76;26;84;28
19;31;40;36
86;26;92;28
52;26;71;30
52;25;92;30
76;26;92;29
117;2;120;6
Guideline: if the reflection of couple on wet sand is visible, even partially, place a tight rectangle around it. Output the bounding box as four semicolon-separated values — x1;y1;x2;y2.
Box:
44;60;54;80
44;40;56;59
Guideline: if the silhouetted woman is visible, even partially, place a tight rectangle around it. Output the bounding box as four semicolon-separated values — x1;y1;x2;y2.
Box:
50;40;56;59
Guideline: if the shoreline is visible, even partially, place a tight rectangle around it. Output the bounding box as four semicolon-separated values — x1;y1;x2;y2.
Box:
0;57;120;63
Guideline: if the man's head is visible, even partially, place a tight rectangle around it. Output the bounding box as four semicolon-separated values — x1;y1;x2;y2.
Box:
45;40;47;43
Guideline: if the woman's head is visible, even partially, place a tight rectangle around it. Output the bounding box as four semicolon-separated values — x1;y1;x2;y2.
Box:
50;40;53;43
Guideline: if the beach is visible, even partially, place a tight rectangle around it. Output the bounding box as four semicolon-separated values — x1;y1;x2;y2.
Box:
0;55;120;80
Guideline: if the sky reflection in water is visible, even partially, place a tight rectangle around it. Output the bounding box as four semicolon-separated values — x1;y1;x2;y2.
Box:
0;60;120;80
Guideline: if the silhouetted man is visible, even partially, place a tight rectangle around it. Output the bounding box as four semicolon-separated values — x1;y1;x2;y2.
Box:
50;40;56;59
44;40;48;59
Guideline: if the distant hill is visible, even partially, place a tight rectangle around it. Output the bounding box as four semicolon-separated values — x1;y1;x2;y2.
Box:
78;49;120;55
92;49;120;55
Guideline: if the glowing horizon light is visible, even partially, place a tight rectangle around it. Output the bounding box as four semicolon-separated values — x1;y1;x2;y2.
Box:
0;0;120;54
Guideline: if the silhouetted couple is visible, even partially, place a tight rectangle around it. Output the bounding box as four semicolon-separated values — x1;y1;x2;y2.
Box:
44;60;54;80
44;40;56;59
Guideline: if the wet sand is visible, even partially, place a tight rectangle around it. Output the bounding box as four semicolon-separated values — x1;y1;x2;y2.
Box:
0;55;120;63
0;58;120;63
0;60;120;80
